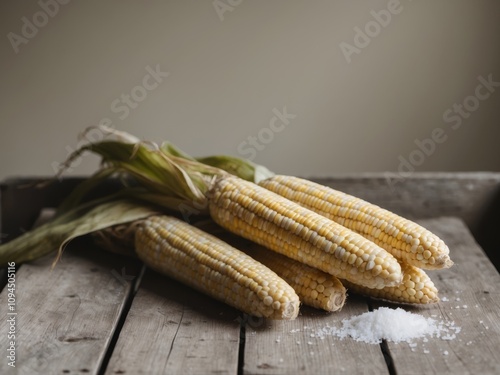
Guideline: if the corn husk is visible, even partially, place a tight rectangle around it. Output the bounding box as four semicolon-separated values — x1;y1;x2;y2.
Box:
0;126;265;266
0;199;157;266
162;142;274;183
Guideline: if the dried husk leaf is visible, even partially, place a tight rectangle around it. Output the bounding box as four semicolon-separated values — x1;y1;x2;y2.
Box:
0;199;157;266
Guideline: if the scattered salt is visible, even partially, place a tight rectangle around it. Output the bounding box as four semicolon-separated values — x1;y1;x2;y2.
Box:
456;298;461;301
443;351;449;355
463;305;468;309
424;349;430;354
313;307;460;345
307;341;313;345
441;296;449;302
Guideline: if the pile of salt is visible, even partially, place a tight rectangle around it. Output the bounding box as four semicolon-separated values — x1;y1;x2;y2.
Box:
313;307;460;344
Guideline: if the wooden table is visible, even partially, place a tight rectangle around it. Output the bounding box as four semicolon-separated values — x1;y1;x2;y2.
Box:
1;173;499;374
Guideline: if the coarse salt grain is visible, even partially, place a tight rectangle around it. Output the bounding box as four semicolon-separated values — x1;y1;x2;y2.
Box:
313;307;460;345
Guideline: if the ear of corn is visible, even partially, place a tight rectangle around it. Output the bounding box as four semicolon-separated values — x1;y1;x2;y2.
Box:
342;262;439;304
258;175;452;270
135;215;300;319
56;134;401;289
208;176;402;290
245;244;347;312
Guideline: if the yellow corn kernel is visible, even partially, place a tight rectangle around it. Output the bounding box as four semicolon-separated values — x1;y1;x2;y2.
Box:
135;215;300;319
245;244;346;312
208;176;402;289
342;262;439;304
259;175;452;270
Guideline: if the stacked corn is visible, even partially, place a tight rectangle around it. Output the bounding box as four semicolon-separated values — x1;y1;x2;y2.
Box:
256;175;448;304
164;145;451;306
129;174;404;318
64;128;450;317
127;173;446;316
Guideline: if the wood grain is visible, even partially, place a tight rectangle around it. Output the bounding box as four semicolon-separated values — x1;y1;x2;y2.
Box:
0;240;141;374
105;268;241;375
376;217;500;375
242;297;388;375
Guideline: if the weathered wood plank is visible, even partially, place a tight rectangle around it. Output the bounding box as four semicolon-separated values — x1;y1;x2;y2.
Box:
105;268;241;375
0;240;141;374
380;217;500;375
196;222;389;374
242;297;389;375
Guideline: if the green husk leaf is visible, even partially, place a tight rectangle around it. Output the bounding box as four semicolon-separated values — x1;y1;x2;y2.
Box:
196;155;274;183
160;141;275;183
56;167;117;214
161;142;196;161
70;141;213;203
0;199;158;266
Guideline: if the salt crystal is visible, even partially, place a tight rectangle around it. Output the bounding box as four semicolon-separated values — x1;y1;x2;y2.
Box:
463;305;468;309
456;298;461;301
443;351;449;355
424;349;430;354
312;307;460;345
307;341;313;345
441;297;449;302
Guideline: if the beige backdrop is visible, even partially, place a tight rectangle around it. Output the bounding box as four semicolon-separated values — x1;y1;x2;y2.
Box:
1;0;499;181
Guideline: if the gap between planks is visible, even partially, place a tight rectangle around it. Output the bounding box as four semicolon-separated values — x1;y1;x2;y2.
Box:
1;217;499;374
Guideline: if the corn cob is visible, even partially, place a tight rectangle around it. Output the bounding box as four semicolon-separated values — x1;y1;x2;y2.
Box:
208;176;402;289
342;262;439;304
245;244;347;312
258;175;452;270
59;134;402;290
135;215;300;319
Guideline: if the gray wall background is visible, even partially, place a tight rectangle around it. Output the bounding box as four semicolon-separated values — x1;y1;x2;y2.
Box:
1;0;499;181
